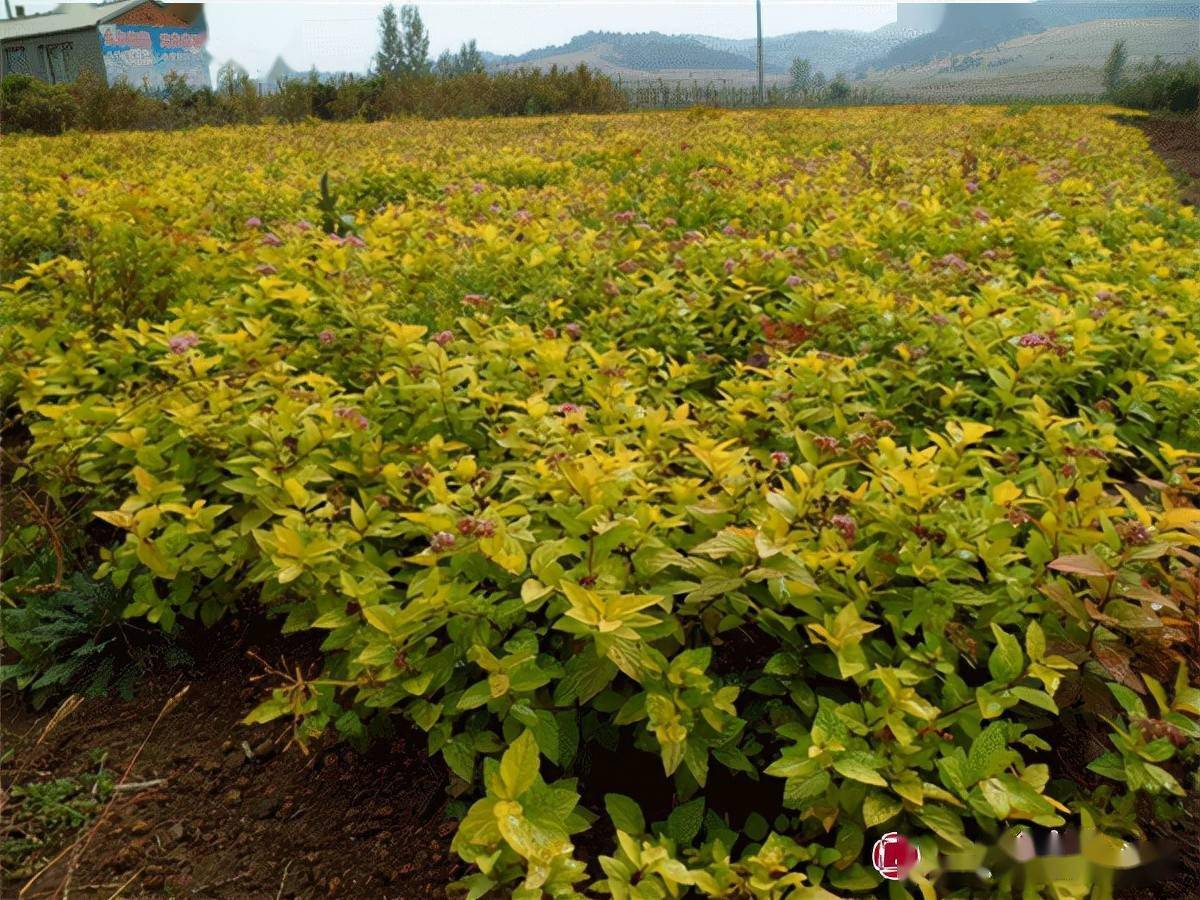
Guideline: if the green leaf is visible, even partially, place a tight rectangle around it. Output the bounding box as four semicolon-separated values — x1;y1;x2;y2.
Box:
833;751;887;786
1087;751;1125;781
765;751;819;779
1142;674;1170;717
458;680;493;711
443;735;476;783
1107;683;1147;719
744;811;769;841
1025;621;1045;662
456;796;501;847
862;792;903;827
1010;686;1058;714
498;730;540;800
667;797;705;846
604;793;646;835
242;695;289;724
784;771;832;807
966;723;1010;783
988;624;1024;683
916;804;972;849
1144;763;1185;796
496;800;568;862
979;777;1011;818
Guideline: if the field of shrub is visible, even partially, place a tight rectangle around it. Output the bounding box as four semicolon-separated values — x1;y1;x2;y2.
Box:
3;106;1200;897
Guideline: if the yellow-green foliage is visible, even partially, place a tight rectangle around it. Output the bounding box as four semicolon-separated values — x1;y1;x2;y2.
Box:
3;107;1200;897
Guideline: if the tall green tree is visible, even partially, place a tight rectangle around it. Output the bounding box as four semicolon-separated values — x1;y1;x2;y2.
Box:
399;5;431;77
374;4;404;76
789;57;812;97
1103;39;1128;97
434;40;485;78
455;39;485;75
217;60;250;96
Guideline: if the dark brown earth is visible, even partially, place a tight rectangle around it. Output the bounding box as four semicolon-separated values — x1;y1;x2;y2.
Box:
1;620;461;898
1117;113;1200;207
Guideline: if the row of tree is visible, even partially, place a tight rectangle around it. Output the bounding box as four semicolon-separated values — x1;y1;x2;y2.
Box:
787;58;852;101
373;4;485;79
1104;39;1199;113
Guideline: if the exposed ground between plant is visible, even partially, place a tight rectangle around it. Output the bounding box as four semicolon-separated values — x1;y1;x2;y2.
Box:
1116;113;1200;207
1;621;460;898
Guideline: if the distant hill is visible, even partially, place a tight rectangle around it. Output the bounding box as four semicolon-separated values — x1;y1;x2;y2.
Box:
479;1;1197;85
862;16;1199;99
483;31;755;75
687;27;921;76
872;1;1198;71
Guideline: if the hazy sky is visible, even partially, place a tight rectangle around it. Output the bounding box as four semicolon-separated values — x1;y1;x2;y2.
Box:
13;1;914;76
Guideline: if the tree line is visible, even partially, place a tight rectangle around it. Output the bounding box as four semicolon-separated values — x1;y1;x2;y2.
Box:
0;3;626;135
1103;39;1199;114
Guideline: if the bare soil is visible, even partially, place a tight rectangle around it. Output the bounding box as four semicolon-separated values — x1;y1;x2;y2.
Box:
1116;113;1200;207
1;620;460;898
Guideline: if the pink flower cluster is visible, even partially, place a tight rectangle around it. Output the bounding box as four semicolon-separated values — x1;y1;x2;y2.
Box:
813;435;840;453
831;514;857;541
456;517;495;538
1017;332;1052;348
168;332;199;355
334;406;369;429
430;531;456;552
937;253;969;273
1016;332;1069;357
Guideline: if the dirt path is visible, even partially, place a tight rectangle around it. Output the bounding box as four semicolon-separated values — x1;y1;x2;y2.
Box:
1;622;459;898
1116;113;1200;206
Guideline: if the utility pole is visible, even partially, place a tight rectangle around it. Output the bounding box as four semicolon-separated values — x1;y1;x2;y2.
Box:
755;0;764;105
3;1;11;19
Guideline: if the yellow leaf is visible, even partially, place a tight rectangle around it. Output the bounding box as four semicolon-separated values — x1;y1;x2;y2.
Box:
992;480;1021;507
1116;486;1152;526
283;478;308;506
136;538;173;577
133;466;157;496
94;509;133;529
1160;507;1200;530
385;322;427;346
